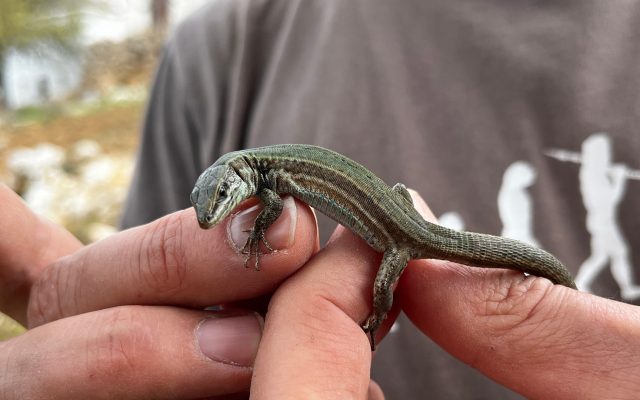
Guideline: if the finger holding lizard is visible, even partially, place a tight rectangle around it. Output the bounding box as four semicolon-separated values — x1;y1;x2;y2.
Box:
250;223;394;399
0;187;318;399
398;192;640;400
28;196;318;327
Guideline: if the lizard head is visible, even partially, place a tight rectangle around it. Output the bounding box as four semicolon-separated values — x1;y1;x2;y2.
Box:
191;164;250;229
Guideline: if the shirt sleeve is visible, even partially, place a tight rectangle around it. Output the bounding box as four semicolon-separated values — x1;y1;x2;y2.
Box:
120;0;280;228
120;0;254;229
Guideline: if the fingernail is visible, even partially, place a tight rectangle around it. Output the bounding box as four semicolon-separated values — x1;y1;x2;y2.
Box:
229;196;297;250
197;314;263;366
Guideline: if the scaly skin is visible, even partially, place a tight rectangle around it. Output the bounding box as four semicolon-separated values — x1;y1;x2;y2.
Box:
191;144;576;349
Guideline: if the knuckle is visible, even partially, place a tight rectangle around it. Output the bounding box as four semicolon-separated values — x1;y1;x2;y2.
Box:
85;307;152;379
27;260;72;327
136;213;188;294
480;274;556;333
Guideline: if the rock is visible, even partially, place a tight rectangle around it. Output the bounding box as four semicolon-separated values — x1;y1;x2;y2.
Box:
5;141;133;242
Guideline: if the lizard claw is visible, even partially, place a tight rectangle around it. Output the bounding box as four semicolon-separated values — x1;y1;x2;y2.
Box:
241;229;274;270
361;314;386;351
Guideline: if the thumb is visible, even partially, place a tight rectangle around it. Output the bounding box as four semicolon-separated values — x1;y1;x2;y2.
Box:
398;192;640;399
398;260;640;399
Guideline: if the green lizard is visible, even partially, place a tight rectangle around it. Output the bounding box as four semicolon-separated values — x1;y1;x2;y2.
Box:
190;144;576;349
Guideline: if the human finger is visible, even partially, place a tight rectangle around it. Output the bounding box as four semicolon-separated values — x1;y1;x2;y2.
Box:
1;305;262;399
398;192;640;399
251;225;398;398
368;380;385;399
400;259;640;399
28;196;317;327
0;184;81;324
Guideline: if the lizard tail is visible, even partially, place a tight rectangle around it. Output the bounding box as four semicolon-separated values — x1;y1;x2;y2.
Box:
424;223;577;289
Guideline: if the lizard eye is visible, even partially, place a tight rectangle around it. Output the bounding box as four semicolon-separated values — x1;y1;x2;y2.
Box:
218;183;229;198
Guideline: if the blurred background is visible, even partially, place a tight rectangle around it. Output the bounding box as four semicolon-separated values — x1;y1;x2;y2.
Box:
0;0;209;338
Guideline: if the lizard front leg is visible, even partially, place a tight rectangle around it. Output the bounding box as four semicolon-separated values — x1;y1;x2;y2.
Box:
242;188;283;270
362;247;411;350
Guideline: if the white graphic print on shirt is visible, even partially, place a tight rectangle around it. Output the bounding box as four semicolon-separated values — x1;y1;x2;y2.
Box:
498;161;540;247
440;133;639;300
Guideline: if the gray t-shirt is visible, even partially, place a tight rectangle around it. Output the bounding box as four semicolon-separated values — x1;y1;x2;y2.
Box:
121;1;640;398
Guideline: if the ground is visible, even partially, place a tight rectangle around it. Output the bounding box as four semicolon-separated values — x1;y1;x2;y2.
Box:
0;99;143;171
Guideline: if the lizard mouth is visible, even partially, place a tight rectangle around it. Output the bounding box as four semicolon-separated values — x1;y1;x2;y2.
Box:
197;214;215;229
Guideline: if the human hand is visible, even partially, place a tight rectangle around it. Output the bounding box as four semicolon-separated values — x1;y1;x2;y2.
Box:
397;192;640;400
0;185;319;399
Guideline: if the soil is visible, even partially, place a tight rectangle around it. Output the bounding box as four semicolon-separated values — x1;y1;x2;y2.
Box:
0;101;144;174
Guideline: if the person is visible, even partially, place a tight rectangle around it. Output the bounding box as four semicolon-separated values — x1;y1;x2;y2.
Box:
120;0;640;398
2;1;640;398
